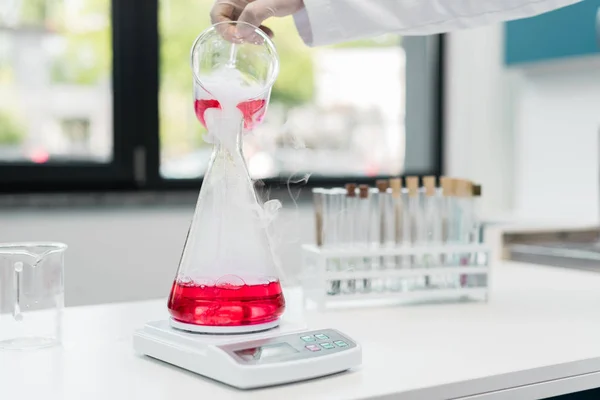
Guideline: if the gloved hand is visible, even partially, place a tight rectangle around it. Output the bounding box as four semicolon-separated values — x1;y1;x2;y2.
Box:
210;0;304;40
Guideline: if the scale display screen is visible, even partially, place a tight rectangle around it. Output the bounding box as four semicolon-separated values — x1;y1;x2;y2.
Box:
235;342;298;362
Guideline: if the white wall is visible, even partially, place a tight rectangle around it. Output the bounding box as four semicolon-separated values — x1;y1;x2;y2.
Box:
512;62;600;222
444;24;514;217
0;204;314;307
4;25;599;308
445;25;600;224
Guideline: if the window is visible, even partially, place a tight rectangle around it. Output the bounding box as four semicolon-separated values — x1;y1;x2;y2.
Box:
0;0;442;192
159;0;442;182
0;0;112;164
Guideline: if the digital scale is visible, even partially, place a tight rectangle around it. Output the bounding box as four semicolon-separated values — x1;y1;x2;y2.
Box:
133;319;362;389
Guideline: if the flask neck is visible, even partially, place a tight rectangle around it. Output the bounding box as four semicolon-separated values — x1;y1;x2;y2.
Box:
211;117;244;156
214;131;243;156
206;117;249;186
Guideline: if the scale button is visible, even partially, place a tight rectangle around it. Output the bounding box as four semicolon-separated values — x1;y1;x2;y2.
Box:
301;335;316;342
314;334;329;340
305;344;321;352
334;340;348;347
320;342;335;349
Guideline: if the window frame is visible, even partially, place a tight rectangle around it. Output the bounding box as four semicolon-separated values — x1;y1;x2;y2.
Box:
0;0;444;193
0;0;140;193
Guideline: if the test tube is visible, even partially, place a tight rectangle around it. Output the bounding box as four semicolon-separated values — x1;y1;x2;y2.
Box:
368;186;381;270
471;184;483;245
342;183;358;294
313;188;325;248
389;178;404;291
439;177;451;245
469;184;486;288
313;188;337;294
401;184;412;290
333;188;348;293
422;176;440;288
372;180;390;292
439;177;457;287
406;176;422;290
322;188;341;295
455;179;473;288
357;184;371;293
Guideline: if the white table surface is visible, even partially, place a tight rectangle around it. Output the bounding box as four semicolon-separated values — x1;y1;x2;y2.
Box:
3;261;600;400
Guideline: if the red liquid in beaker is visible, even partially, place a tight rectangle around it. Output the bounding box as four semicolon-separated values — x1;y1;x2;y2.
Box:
237;99;266;130
167;279;285;326
194;99;221;128
194;99;266;130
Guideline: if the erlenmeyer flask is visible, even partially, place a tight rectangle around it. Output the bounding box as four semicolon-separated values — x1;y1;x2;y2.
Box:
168;22;284;333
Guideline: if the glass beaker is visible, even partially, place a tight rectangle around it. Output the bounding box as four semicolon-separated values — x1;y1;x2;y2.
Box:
0;243;66;349
191;21;279;137
168;22;284;333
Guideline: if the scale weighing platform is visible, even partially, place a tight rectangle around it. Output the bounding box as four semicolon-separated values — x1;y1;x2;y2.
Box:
133;319;362;389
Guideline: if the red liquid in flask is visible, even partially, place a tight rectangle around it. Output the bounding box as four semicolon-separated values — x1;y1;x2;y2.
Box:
194;99;266;130
167;279;285;326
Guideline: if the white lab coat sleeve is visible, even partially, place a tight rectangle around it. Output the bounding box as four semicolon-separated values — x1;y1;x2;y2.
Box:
293;0;582;46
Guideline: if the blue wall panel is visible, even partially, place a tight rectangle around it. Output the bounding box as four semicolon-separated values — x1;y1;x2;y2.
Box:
505;0;600;65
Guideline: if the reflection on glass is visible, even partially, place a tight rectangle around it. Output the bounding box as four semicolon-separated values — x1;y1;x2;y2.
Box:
159;0;405;180
0;0;112;164
235;342;298;362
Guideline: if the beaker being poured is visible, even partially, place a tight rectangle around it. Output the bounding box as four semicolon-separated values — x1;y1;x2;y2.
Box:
168;22;284;333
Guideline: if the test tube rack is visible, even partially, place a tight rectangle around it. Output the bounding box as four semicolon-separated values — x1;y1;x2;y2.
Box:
301;243;491;310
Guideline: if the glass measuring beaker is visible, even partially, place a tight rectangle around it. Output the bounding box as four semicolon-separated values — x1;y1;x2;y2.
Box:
191;21;279;136
0;242;66;350
168;22;284;333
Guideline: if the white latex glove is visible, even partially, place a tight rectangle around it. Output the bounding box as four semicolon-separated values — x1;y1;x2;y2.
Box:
210;0;304;39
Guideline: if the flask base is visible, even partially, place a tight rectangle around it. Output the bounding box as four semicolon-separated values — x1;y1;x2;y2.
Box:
169;317;280;334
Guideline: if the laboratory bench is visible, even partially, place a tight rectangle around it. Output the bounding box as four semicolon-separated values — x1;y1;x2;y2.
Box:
3;260;600;400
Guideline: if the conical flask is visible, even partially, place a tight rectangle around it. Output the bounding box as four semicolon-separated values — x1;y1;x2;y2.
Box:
168;22;284;333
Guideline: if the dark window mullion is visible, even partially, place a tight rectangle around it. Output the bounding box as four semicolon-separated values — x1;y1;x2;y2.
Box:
111;0;139;187
123;0;159;188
